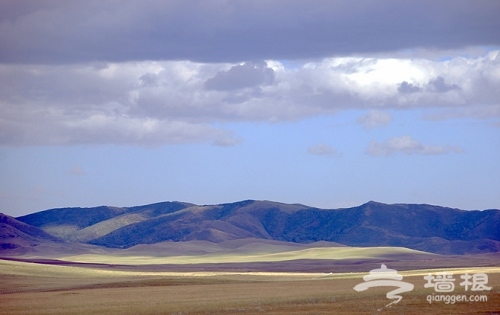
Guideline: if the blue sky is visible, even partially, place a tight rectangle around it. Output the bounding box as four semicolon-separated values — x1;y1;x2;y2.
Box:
1;1;499;216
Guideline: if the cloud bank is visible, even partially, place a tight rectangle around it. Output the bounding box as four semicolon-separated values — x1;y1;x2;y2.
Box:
1;0;499;64
1;52;499;146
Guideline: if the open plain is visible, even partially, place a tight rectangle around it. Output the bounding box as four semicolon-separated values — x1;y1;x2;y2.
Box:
1;242;499;315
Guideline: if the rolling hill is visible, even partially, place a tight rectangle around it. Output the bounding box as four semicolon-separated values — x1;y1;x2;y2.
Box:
9;200;500;255
0;213;61;255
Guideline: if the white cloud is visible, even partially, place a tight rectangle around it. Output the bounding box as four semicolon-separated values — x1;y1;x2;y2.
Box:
308;144;338;157
0;51;499;146
366;136;463;156
357;110;392;129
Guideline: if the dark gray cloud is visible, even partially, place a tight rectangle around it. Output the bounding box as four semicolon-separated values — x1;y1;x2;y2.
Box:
204;61;275;91
1;0;499;64
398;76;462;94
426;76;461;93
398;81;422;94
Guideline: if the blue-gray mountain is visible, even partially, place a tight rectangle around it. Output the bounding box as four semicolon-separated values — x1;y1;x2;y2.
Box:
9;200;500;255
0;213;60;250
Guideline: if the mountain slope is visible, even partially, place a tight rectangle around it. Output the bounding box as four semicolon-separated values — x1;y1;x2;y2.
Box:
0;213;62;254
256;201;500;254
13;200;500;254
16;201;192;240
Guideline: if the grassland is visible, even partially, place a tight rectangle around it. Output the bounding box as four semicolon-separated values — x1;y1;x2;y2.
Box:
58;246;426;265
1;244;499;314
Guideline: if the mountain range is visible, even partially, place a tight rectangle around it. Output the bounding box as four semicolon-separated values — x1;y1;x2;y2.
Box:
2;200;499;255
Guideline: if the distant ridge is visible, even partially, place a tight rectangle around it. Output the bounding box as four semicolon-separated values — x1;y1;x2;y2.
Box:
8;200;500;255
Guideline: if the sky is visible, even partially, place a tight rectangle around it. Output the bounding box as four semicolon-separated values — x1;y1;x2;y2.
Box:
1;0;500;216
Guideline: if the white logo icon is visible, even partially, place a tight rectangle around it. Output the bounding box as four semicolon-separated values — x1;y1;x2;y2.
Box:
354;264;414;308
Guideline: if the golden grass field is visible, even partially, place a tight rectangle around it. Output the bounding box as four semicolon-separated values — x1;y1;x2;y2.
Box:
1;246;499;314
58;246;426;265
